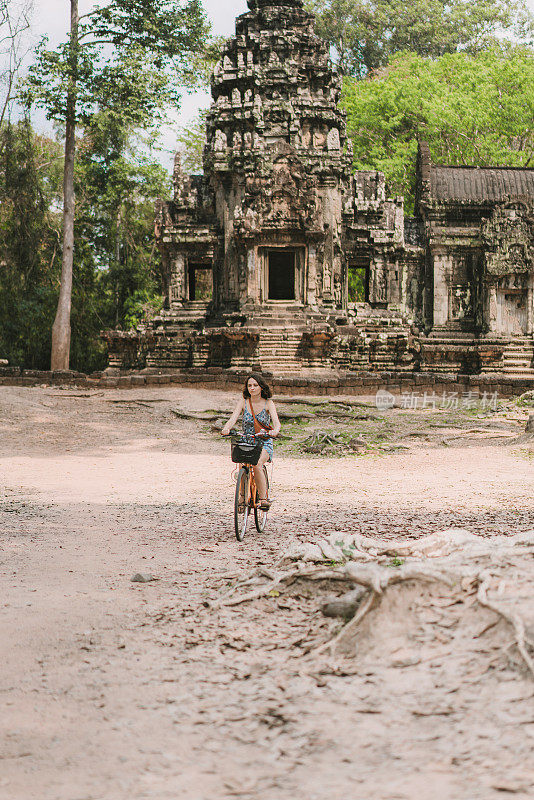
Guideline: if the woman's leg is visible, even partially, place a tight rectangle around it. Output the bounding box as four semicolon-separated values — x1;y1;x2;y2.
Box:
253;450;269;499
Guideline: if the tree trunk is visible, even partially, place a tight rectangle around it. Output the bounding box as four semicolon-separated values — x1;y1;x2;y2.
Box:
114;206;121;327
51;0;78;371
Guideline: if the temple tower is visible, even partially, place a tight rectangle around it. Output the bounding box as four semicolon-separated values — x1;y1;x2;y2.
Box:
203;0;351;314
103;5;534;377
107;0;414;375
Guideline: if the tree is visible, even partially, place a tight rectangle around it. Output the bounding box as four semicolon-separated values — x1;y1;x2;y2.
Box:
175;109;208;173
306;0;534;77
0;119;63;367
0;115;174;372
74;110;171;335
174;35;224;174
24;0;209;370
341;48;534;212
0;0;33;125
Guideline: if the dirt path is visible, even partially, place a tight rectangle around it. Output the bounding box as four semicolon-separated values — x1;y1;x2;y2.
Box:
1;386;533;800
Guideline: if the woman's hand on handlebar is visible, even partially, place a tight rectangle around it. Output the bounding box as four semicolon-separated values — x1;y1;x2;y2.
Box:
222;426;239;437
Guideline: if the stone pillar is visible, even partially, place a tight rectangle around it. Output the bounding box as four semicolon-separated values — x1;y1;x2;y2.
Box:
432;248;451;327
527;275;533;335
488;283;498;333
171;253;186;305
322;259;333;301
307;244;317;306
369;254;388;303
247;248;258;303
237;250;247;304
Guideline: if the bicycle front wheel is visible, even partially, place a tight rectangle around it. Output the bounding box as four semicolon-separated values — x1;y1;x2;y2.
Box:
234;466;250;542
254;465;269;533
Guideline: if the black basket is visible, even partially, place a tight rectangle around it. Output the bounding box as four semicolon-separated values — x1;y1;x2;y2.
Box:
231;438;263;465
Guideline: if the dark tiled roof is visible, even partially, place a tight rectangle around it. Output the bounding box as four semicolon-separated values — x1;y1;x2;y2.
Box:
430;166;534;203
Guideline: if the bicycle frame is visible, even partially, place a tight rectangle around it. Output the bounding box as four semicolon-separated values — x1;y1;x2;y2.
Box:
233;459;269;541
241;463;259;507
228;429;273;541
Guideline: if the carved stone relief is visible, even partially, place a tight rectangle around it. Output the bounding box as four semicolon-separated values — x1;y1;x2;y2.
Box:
313;128;326;149
482;204;533;277
327;128;340;151
214;130;227;151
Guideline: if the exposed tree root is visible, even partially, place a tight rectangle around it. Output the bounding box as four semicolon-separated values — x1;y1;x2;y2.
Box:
213;561;456;610
209;566;347;608
476;572;534;679
344;562;455;594
211;558;534;681
314;590;378;655
312;567;457;655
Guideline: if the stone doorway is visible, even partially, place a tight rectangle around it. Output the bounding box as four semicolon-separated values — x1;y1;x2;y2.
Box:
268;250;295;300
496;289;527;335
188;264;212;301
348;263;369;303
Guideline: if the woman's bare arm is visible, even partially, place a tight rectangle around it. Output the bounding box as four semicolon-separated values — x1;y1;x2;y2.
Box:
221;398;244;435
267;399;281;437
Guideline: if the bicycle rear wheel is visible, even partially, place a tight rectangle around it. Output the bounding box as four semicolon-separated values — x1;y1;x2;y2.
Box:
254;465;269;532
234;466;250;541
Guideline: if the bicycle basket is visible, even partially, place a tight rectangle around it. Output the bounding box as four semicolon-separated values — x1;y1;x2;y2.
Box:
231;438;263;465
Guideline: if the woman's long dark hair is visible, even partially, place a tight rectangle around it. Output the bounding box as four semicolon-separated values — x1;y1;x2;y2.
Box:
242;372;272;399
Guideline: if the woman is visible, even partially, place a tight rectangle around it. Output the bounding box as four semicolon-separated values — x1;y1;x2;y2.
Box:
221;373;281;509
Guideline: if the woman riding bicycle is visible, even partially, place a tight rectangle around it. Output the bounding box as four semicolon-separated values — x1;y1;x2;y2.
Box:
221;373;281;509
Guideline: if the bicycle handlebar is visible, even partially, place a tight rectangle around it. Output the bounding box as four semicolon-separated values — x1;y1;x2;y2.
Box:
222;429;278;439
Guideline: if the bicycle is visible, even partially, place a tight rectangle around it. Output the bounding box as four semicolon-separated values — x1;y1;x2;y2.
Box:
228;431;271;542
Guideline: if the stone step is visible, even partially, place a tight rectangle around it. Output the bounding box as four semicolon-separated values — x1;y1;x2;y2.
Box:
258;336;302;343
259;357;301;363
258;345;301;353
502;369;534;375
260;358;301;364
257;330;303;336
422;339;479;346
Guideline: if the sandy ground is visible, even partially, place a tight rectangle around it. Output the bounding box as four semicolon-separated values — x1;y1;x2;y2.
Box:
1;385;533;800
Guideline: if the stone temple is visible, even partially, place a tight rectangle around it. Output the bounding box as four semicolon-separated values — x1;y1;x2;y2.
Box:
105;0;534;378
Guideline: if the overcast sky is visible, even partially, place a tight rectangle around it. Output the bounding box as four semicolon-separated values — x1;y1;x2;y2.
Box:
8;0;534;169
33;0;247;44
14;0;248;167
31;0;248;119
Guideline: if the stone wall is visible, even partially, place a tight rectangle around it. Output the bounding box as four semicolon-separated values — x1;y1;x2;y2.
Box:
2;364;534;399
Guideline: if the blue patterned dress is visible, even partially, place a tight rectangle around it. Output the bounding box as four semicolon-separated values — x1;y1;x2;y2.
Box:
242;403;274;462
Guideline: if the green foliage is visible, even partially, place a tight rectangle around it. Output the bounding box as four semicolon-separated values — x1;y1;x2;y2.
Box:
15;0;213;370
174;36;225;174
194;34;226;86
306;0;534;77
0;116;170;371
342;48;534;212
72;113;171;363
348;267;367;302
176;109;208;173
24;0;211;126
0;0;33;125
0;120;62;368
